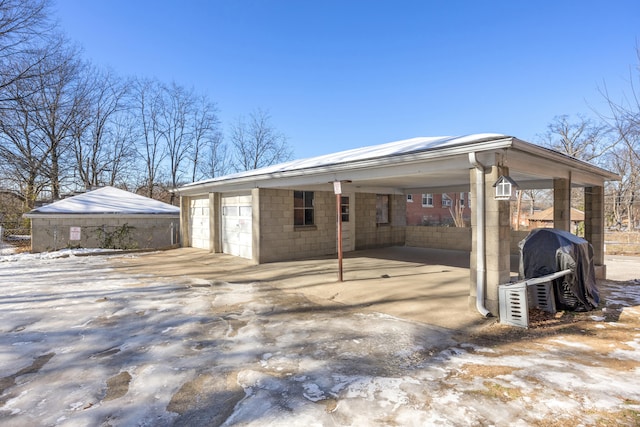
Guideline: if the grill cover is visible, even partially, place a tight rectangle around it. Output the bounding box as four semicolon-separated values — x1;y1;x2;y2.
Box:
519;228;599;311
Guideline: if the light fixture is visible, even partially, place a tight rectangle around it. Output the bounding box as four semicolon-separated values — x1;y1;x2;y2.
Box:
493;175;518;200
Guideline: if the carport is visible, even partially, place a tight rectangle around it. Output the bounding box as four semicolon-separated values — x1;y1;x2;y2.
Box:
176;134;619;317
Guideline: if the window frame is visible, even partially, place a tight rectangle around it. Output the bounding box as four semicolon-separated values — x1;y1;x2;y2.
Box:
294;190;315;227
421;193;433;207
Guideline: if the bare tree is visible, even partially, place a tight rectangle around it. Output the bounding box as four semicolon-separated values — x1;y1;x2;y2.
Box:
159;81;194;191
604;145;639;229
133;77;166;198
199;131;229;180
601;46;640;158
71;67;131;189
190;94;223;182
540;114;614;163
0;0;56;102
229;108;292;172
598;45;640;229
27;41;86;199
0;37;83;204
0;86;50;209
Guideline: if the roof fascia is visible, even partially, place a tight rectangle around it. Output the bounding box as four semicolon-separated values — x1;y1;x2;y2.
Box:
178;137;515;195
24;213;179;219
510;138;620;181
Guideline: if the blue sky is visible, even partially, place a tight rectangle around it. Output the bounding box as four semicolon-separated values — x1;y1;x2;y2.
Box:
53;0;640;160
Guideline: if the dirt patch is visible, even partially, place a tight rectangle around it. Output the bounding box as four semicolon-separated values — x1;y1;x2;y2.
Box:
103;371;132;401
167;371;245;427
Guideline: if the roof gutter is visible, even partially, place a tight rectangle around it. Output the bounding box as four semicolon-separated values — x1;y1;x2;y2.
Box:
469;152;491;318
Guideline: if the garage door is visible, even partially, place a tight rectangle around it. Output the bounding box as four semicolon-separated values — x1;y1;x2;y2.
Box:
222;194;252;259
189;197;210;250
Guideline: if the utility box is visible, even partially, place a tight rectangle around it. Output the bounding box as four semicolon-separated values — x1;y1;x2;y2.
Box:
499;272;565;328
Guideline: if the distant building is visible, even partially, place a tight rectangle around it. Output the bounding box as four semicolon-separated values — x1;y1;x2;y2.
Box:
406;192;471;226
528;207;585;233
24;186;180;252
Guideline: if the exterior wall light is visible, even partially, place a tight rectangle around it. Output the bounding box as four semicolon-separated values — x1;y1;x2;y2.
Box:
493;175;518;200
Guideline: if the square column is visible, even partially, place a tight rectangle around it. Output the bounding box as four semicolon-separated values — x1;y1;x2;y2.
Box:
553;177;572;231
469;163;512;316
585;186;606;279
209;192;222;253
179;195;190;247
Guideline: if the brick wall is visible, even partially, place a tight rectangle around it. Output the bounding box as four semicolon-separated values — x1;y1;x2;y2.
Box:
406;193;471;226
30;215;180;253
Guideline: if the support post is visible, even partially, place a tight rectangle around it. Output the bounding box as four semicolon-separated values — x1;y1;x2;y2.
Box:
337;193;343;282
553;177;572;232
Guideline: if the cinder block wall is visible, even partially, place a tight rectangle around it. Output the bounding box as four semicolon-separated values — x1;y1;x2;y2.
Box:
405;226;472;251
258;188;337;263
355;193;406;249
30;215;180;253
405;226;530;254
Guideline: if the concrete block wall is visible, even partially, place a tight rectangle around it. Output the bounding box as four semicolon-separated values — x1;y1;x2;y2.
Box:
405;226;472;251
258;188;337;263
355;193;406;249
30;215;179;253
405;226;529;254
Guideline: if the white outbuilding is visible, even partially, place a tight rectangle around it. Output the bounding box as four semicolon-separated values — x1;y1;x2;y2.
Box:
25;186;180;252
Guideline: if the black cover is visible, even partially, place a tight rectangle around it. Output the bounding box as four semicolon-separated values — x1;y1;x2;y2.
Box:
519;228;599;311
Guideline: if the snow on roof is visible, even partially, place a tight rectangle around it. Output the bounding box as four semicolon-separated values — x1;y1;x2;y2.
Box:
182;133;509;188
28;186;180;215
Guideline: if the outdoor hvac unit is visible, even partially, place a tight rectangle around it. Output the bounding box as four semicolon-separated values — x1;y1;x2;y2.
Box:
499;270;568;328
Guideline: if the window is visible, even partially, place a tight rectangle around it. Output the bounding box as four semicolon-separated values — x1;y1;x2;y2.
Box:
341;196;349;222
442;194;452;207
421;193;433;207
406;194;413;203
376;194;389;224
460;192;465;207
294;191;314;226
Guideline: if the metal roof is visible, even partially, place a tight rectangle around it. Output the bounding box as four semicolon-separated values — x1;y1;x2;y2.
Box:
26;186;180;216
177;134;620;196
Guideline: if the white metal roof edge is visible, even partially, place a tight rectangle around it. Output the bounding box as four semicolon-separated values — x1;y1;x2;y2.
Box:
177;134;515;194
510;138;620;181
24;212;180;219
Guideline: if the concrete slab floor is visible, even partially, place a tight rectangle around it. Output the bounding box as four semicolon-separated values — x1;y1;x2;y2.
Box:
113;246;518;332
114;246;639;332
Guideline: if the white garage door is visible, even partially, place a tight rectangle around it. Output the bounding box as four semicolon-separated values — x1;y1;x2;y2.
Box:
222;194;252;259
189;197;210;250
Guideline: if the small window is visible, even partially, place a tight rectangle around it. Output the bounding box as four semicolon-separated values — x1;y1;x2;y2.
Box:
294;191;314;226
460;192;465;207
376;194;389;224
406;194;413;203
442;194;452;207
422;193;433;207
341;196;349;222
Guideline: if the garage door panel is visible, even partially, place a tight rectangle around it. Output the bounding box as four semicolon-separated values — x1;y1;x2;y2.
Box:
189;197;210;250
222;194;252;259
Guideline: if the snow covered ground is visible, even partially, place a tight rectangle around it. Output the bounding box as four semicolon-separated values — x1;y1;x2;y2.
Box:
1;250;640;426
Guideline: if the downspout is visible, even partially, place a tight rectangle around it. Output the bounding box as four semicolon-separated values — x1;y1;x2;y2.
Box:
469;152;491;317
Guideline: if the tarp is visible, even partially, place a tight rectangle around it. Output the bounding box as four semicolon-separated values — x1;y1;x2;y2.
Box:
519;228;599;311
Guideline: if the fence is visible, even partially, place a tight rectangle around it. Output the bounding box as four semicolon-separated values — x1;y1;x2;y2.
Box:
0;221;31;252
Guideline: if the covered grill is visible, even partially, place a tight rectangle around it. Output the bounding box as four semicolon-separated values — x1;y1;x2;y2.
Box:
519;228;599;312
500;228;600;327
